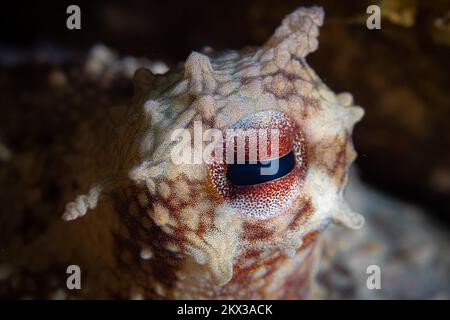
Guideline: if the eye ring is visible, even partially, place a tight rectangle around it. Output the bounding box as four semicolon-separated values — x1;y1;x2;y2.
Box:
208;128;308;218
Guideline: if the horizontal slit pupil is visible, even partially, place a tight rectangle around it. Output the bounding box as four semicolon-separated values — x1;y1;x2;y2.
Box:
226;151;296;186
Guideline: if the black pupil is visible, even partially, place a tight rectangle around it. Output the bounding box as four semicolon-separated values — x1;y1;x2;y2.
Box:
226;151;296;186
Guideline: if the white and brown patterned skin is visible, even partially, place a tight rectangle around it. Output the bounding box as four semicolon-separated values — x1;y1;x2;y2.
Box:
57;6;364;299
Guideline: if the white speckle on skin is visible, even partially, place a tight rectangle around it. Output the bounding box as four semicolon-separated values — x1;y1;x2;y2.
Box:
140;248;153;260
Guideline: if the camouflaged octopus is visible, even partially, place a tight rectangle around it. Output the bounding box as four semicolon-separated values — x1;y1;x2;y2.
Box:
62;6;364;299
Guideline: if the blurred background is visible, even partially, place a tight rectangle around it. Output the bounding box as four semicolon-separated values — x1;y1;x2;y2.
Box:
0;0;449;299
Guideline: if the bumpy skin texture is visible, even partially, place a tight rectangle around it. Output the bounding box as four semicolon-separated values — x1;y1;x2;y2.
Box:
5;7;363;299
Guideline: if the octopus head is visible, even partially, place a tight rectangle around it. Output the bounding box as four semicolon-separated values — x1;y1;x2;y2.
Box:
124;6;364;298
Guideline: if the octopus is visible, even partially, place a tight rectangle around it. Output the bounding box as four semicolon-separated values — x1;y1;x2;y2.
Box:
0;6;364;299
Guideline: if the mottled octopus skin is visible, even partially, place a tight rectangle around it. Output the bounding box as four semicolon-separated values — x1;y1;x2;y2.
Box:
62;6;364;299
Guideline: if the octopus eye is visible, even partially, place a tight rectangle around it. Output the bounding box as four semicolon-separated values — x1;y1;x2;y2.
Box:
208;110;307;218
226;151;296;186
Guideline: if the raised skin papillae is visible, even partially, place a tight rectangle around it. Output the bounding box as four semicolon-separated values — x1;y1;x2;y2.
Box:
62;6;364;299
